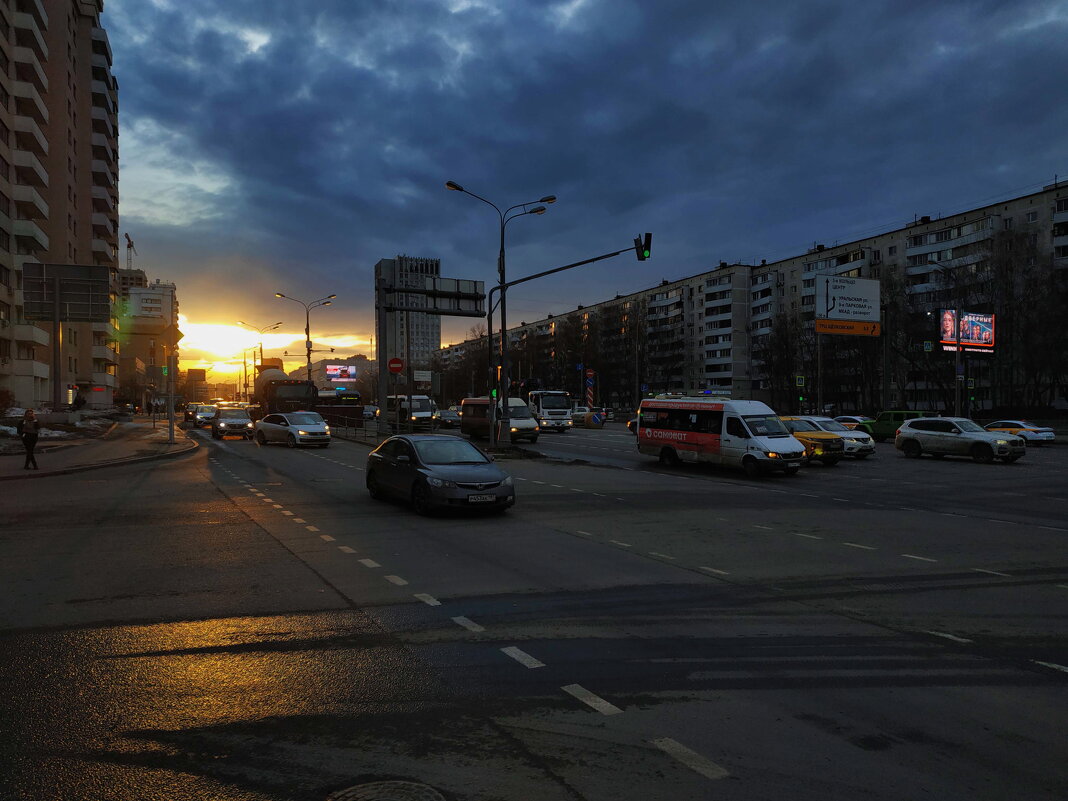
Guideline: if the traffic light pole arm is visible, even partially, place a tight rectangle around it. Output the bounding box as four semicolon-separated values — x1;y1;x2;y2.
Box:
502;244;636;291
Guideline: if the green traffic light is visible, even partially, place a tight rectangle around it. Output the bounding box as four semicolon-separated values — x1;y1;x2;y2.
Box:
490;388;498;399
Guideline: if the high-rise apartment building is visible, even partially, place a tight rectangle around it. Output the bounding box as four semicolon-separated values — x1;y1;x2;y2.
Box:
374;255;442;371
0;0;119;409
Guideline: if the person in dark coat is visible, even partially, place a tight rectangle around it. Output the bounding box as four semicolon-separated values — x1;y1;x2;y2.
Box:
16;409;40;470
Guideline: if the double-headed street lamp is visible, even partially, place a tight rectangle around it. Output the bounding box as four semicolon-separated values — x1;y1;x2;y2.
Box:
274;293;335;379
446;181;556;446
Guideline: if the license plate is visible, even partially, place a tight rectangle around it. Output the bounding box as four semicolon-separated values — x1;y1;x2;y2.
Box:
468;494;496;503
787;462;801;468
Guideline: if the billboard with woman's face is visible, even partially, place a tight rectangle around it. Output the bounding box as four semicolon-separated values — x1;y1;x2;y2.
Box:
940;310;995;351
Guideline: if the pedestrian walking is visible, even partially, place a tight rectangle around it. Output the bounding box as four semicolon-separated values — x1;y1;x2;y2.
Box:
16;409;40;470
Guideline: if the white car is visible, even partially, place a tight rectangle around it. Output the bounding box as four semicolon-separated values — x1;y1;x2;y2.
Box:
983;420;1055;444
570;406;590;420
895;417;1025;463
254;411;331;448
799;415;876;458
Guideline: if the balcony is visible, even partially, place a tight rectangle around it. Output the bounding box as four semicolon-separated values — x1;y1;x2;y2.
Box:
13;116;48;156
93;344;119;363
13;12;48;61
19;0;48;28
13;46;48;92
91;132;114;163
13;359;49;379
12;149;48;188
92;371;118;388
92;106;114;137
12;80;48;124
92;27;114;65
91;80;115;114
11;184;46;221
13;219;48;252
12;323;49;347
92;238;115;262
91;159;115;188
92;320;119;339
91;185;114;212
92;212;116;242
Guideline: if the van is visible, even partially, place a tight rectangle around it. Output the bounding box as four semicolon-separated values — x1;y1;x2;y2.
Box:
636;396;806;477
380;395;435;429
460;397;540;443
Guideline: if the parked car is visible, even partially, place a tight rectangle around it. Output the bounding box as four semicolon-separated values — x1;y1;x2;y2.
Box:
983;419;1056;444
434;408;461;428
362;404;379;421
780;416;846;465
798;416;875;458
193;405;217;427
857;410;931;442
183;403;203;424
834;415;875;430
570;406;590;420
210;407;254;439
895;417;1025;463
254;411;331;448
366;434;515;515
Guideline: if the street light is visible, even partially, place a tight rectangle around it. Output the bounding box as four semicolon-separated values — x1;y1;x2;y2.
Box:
274;294;335;379
446;181;555;446
925;261;963;417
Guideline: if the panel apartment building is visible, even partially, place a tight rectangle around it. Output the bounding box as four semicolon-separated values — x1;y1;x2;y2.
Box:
438;180;1068;415
0;0;119;410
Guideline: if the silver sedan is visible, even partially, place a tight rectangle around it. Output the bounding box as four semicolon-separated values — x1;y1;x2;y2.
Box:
254;412;331;448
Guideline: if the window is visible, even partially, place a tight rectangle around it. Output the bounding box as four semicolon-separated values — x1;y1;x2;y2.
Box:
888;245;897;256
1027;211;1038;223
1057;198;1068;213
725;417;747;437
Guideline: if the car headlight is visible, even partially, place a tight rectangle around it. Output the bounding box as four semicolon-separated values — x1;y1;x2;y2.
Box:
246;422;254;428
411;416;417;421
297;430;308;436
510;427;518;433
427;477;456;488
995;439;1008;446
503;475;514;486
324;425;330;433
764;451;781;458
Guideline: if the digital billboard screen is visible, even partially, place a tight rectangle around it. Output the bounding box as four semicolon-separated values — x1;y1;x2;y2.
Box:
326;364;358;382
939;310;995;352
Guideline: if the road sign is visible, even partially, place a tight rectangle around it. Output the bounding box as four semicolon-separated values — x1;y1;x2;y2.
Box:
585;378;594;387
815;275;881;324
924;341;933;352
815;319;881;337
795;375;805;387
585;368;595;378
387;357;404;374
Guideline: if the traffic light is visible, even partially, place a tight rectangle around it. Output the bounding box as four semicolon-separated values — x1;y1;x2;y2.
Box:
490;388;498;399
161;366;169;376
634;232;652;261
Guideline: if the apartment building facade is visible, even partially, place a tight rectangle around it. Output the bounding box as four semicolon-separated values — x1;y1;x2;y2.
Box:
0;0;119;410
438;181;1068;414
374;255;442;370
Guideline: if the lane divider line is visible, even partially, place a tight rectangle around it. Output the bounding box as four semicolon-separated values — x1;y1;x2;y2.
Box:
385;575;408;586
281;511;294;516
320;534;335;542
924;630;973;644
700;566;729;575
650;737;730;781
293;518;306;523
973;568;1011;577
307;526;320;532
576;530;592;536
452;616;485;632
1033;660;1068;675
359;559;381;568
338;545;356;553
649;552;676;560
842;542;877;550
561;684;623;716
902;554;937;562
610;540;632;547
414;593;441;606
794;533;822;540
501;646;545;669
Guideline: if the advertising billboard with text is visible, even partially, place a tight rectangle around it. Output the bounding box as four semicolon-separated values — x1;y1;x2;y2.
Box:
939;310;995;352
326;364;358;382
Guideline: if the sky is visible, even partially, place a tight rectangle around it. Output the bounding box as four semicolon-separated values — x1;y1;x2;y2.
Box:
105;0;1068;381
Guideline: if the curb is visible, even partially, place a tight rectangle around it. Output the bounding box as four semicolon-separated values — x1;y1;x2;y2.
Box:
0;436;199;481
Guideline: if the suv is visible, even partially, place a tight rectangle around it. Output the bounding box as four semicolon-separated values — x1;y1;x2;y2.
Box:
895;417;1025;463
211;407;254;439
859;410;929;442
780;416;846;465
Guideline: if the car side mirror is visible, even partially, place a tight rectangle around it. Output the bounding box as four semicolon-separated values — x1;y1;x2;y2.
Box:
396;455;410;463
487;454;495;461
949;427;960;434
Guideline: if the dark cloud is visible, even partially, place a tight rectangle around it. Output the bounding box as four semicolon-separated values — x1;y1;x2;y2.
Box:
108;0;1068;346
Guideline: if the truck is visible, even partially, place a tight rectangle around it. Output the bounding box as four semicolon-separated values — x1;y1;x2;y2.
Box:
527;389;573;432
252;368;318;417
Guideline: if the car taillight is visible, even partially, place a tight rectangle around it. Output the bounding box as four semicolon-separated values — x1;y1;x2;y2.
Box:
895;428;901;437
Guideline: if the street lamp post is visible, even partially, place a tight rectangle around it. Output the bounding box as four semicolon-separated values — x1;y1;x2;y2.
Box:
237;321;283;401
273;294;335;380
926;261;963;417
446;181;555;447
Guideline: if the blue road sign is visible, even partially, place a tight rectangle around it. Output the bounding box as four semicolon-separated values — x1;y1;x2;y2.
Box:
585;378;595;387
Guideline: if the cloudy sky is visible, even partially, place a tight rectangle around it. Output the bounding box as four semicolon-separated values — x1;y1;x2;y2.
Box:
106;0;1068;378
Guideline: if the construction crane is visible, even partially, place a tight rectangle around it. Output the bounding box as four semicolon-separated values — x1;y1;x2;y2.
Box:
124;232;137;270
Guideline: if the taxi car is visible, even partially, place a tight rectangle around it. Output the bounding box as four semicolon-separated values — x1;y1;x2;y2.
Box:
797;415;875;458
983;420;1055;445
780;416;846;466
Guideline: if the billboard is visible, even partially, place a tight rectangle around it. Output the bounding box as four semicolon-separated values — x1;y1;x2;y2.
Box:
23;263;113;323
326;364;358;382
815;275;881;336
939;310;995;352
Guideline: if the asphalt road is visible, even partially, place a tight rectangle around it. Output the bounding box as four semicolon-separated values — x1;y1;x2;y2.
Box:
1;425;1065;800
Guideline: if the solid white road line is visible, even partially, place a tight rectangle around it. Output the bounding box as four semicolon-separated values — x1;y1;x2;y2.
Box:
501;646;545;669
385;575;408;586
414;593;441;606
650;737;730;781
451;616;485;632
561;684;623;715
359;558;381;568
973;568;1011;577
924;630;973;644
338;545;355;553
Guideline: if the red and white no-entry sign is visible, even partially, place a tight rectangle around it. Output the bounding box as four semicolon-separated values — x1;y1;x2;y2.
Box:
387;357;404;374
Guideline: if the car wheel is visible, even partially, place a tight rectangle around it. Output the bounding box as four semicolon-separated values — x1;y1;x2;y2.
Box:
287;433;297;448
366;471;383;500
530;435;538;443
659;447;680;466
255;431;267;446
742;456;761;478
782;466;800;476
971;443;994;464
902;440;922;458
412;482;433;516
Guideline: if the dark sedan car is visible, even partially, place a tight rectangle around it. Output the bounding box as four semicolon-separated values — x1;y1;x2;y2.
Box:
366;434;515;515
434;408;461;428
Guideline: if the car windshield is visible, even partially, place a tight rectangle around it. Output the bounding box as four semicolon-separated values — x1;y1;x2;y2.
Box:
414;438;489;465
786;419;820;432
956;420;984;432
219;409;249;419
198;406;216;414
411;398;433;412
816;420;850;432
507;405;533;419
276;385;314;399
286;413;325;425
743;415;790;436
538;395;571;410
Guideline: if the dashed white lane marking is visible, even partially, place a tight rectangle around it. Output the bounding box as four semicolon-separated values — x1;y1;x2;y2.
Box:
570;488;584;493
902;554;938;562
843;542;877;550
832;498;850;502
615;498;626;501
798;493;819;498
1037;525;1067;531
532;480;545;485
1057;585;1068;590
261;498;274;502
359;559;381;568
576;530;592;536
273;504;284;509
293;517;306;523
501;646;545;669
649;552;676;560
924;630;973;644
795;533;823;540
551;484;564;488
973;568;1011;577
307;526;320;532
385;575;408;586
562;684;623;716
338;545;355;553
987;519;1016;525
320;534;335;541
414;593;441;606
610;540;632;547
1033;660;1068;675
452;616;485;632
700;566;729;575
651;737;730;781
281;510;294;516
753;525;773;530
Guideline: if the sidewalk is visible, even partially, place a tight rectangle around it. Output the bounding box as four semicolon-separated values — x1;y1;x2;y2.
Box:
0;418;197;481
